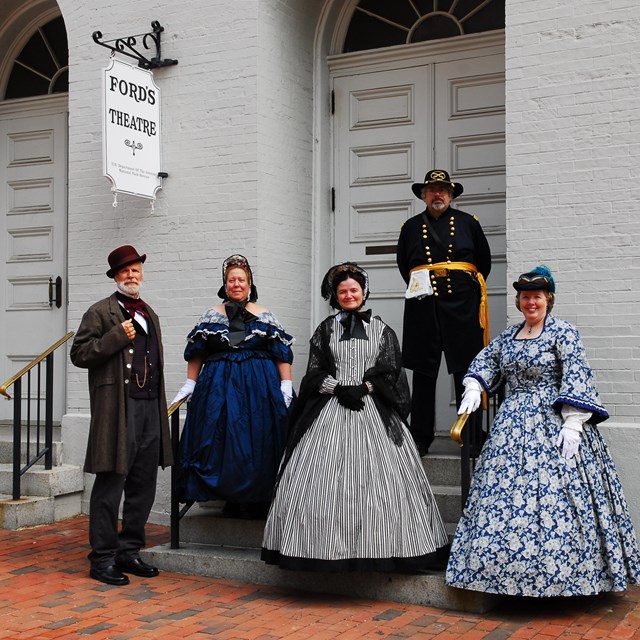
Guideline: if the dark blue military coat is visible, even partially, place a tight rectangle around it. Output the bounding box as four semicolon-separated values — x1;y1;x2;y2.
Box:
396;207;491;376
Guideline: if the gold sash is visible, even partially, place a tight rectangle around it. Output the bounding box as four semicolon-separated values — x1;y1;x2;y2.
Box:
410;261;489;348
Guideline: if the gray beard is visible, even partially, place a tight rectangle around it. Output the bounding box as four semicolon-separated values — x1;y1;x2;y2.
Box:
431;201;447;212
116;281;140;297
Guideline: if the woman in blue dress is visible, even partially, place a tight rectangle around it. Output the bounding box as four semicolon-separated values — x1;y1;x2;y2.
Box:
172;255;294;518
446;265;640;596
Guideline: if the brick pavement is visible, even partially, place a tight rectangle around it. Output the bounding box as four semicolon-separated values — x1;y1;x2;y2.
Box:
0;516;639;639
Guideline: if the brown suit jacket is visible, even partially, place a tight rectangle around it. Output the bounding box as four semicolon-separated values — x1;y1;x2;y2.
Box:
70;293;173;474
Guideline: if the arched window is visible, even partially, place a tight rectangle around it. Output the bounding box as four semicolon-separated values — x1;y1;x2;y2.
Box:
4;16;68;99
343;0;505;53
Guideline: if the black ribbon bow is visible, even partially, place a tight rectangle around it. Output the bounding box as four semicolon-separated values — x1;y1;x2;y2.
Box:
339;309;371;341
226;300;257;346
116;291;149;319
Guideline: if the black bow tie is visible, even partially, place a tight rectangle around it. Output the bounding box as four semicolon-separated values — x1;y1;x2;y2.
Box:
339;309;371;341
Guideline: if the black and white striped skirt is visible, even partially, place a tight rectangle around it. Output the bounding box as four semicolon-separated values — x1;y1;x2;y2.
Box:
261;395;449;572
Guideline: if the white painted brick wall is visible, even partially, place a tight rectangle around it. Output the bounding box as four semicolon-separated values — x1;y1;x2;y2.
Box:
506;0;640;421
56;0;640;521
256;0;319;372
61;0;320;417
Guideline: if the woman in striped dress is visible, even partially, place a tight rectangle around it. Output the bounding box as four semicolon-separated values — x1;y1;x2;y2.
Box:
261;262;449;571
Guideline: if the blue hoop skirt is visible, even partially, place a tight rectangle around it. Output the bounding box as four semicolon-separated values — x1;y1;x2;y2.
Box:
177;311;293;504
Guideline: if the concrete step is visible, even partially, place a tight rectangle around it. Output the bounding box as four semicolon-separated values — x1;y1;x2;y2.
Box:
0;422;62;438
0;490;82;529
178;503;264;547
0;495;54;529
433;485;463;525
0;440;64;466
422;454;463;486
429;434;463;455
0;463;84;528
176;499;462;549
0;463;83;498
142;542;499;613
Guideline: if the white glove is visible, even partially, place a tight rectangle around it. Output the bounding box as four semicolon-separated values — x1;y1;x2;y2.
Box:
171;379;196;405
555;405;590;460
556;427;581;459
280;380;293;408
458;377;482;415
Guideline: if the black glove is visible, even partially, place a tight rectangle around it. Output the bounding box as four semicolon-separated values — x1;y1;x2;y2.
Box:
334;383;368;411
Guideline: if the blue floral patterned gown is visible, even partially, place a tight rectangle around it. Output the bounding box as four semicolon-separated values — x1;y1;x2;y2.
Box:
446;314;640;596
177;309;294;504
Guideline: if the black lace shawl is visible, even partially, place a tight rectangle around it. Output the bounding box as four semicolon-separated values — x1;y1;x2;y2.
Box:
277;314;411;482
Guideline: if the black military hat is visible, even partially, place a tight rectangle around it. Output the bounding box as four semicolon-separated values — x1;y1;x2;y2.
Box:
411;169;464;199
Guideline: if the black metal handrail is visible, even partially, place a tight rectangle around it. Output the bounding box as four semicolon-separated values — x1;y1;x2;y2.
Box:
167;397;192;549
451;386;504;506
0;331;75;500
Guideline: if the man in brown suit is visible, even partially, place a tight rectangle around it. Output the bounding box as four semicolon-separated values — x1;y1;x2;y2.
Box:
70;246;173;586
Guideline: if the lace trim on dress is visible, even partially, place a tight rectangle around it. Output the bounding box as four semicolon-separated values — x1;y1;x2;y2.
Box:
187;313;294;347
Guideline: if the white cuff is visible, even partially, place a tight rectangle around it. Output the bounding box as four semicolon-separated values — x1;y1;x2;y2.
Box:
463;376;483;392
320;376;338;394
561;405;592;432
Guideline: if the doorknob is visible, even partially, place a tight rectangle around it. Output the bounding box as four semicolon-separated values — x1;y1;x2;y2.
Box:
48;276;62;309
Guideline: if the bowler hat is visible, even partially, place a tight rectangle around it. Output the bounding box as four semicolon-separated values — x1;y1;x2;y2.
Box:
106;245;146;278
411;169;464;199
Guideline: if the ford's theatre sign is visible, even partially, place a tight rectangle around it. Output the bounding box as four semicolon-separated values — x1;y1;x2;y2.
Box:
103;58;162;199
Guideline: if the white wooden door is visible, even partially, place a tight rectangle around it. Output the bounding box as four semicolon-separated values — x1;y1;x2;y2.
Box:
333;66;431;333
333;51;505;439
0;111;68;422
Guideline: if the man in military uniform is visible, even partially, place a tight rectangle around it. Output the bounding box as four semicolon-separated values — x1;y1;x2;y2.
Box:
396;170;491;455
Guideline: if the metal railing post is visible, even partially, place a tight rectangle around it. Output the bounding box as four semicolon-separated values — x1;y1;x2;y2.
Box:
12;378;22;500
45;354;54;470
170;409;180;549
460;415;471;508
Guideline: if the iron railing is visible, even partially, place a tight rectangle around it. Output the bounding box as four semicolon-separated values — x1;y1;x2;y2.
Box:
167;397;191;549
451;386;504;506
0;332;75;500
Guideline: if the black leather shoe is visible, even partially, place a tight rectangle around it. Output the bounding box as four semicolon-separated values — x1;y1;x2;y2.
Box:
115;557;159;578
90;565;130;586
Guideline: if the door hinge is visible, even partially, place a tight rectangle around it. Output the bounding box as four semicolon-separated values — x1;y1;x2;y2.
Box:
331;89;335;115
331;187;336;212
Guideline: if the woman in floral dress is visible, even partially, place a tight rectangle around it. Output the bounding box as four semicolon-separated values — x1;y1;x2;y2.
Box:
446;265;640;596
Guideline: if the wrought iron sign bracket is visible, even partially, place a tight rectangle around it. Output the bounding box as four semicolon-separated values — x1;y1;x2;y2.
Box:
92;20;178;70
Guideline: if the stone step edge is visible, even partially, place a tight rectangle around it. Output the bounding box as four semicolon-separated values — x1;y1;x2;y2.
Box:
142;542;500;613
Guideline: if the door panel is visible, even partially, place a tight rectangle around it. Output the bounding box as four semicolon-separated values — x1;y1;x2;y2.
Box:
334;68;431;334
433;53;506;432
333;50;505;439
0;112;68;422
